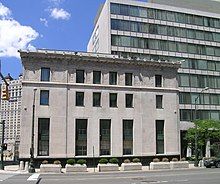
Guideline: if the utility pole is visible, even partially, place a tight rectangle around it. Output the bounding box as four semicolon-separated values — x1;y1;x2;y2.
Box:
0;120;5;170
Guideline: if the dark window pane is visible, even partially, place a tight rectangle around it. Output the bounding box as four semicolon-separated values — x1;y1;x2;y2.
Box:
109;72;117;85
126;94;133;108
40;90;49;105
93;92;101;107
76;70;84;83
155;75;162;87
93;71;101;84
76;119;87;156
125;73;132;86
156;95;163;109
110;93;117;107
123;120;133;155
156;120;164;154
100;119;111;155
38;118;50;156
41;68;50;81
76;92;84;106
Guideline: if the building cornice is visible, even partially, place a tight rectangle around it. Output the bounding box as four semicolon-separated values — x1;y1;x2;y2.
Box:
19;49;181;69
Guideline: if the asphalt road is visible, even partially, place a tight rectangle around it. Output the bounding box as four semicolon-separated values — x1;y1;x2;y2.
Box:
1;168;220;184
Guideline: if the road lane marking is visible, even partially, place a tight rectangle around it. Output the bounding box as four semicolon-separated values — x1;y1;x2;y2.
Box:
27;173;40;181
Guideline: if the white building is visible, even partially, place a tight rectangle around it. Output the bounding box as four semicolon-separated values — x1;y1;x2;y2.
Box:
0;74;22;159
19;49;180;164
87;0;220;156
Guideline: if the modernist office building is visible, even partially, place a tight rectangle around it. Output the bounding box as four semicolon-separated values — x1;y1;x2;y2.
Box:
19;49;180;162
87;0;220;155
0;74;22;159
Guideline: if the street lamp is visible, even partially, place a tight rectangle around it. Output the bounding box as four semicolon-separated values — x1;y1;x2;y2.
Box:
29;88;37;173
194;87;209;167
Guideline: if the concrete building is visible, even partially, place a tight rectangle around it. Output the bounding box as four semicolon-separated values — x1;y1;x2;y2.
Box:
0;74;22;160
87;0;220;156
19;49;180;163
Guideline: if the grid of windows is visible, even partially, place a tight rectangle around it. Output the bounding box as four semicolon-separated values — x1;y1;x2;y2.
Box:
179;73;220;89
112;51;220;72
180;109;220;121
111;19;220;42
180;92;220;105
110;3;220;29
111;35;220;57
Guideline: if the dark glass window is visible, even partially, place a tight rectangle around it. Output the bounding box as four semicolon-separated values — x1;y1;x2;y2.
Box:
76;119;87;156
38;118;50;156
125;73;132;86
76;92;84;106
109;72;117;85
126;94;133;108
41;68;50;81
156;95;163;109
155;75;162;87
93;71;101;84
100;119;111;155
76;70;84;83
93;92;101;107
110;93;117;107
156;120;164;154
40;90;49;105
123;120;133;155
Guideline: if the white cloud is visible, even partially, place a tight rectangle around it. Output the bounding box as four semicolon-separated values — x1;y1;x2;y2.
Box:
49;0;64;6
40;18;48;27
0;3;11;18
0;3;39;58
50;8;70;20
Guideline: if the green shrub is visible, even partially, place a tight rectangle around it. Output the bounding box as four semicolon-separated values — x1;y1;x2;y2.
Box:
132;158;140;163
53;160;61;165
153;158;160;162
77;159;86;165
67;159;75;165
42;160;48;164
171;158;178;162
162;158;169;162
109;158;119;164
124;159;131;163
99;158;108;164
180;157;186;161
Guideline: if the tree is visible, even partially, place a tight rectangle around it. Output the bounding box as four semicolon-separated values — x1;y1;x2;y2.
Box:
185;119;220;157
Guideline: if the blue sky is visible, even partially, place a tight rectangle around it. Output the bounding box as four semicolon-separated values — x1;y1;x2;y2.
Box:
0;0;107;79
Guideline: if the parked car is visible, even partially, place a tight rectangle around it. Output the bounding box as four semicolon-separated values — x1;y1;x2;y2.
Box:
204;158;220;168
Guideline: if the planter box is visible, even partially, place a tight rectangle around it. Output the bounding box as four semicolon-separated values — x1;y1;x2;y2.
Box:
150;162;170;170
121;163;142;171
65;164;87;172
98;163;119;172
40;164;62;173
170;161;189;169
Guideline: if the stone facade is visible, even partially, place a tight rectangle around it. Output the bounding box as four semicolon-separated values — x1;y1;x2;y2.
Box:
19;49;180;161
